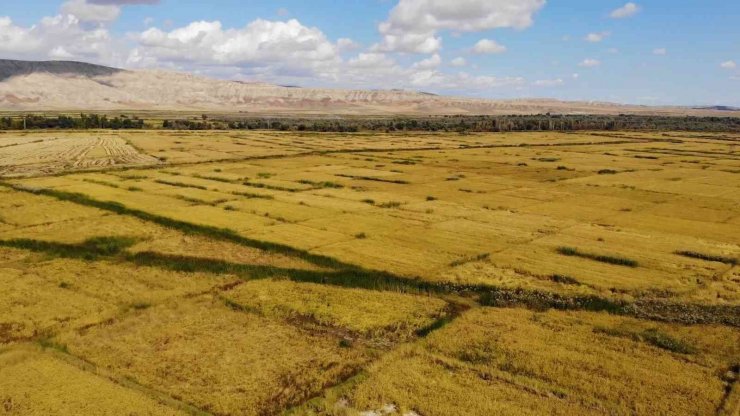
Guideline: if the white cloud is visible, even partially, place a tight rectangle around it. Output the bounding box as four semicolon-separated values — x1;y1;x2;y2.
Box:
653;48;666;55
572;73;580;79
375;0;545;53
532;78;564;87
610;2;640;19
579;58;600;67
0;14;123;62
0;6;531;97
132;19;340;76
472;39;507;54
585;31;609;43
450;57;467;67
374;30;440;54
409;71;525;89
720;60;736;69
348;52;395;68
412;53;441;69
61;0;121;22
49;46;75;59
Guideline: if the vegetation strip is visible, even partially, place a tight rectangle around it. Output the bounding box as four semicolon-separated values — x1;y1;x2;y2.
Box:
334;174;410;184
556;246;639;267
674;250;738;265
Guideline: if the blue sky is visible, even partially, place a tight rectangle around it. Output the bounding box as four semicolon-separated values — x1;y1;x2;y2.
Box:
1;0;739;106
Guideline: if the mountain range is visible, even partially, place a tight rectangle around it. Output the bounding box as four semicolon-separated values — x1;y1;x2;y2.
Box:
1;59;737;116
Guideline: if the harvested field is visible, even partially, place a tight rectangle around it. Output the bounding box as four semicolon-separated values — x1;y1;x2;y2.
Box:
1;129;738;415
0;132;159;177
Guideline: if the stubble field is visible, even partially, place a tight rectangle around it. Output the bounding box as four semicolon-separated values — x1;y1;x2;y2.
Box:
0;129;738;415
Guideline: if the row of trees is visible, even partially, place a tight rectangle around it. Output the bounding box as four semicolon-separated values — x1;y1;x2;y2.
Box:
1;114;738;132
165;114;740;133
0;114;145;130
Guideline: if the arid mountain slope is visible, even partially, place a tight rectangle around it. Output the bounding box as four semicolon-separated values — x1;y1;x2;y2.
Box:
0;59;737;116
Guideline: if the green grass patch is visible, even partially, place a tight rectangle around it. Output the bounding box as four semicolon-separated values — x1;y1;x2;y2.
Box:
82;179;120;189
376;201;402;209
154;179;208;190
674;250;737;265
550;274;580;285
0;236;137;261
335;174;409;185
298;179;344;189
557;246;638;267
231;191;274;200
449;253;490;267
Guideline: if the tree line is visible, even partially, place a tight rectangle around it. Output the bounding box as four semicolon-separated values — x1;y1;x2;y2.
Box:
1;114;738;132
164;114;740;132
0;114;145;130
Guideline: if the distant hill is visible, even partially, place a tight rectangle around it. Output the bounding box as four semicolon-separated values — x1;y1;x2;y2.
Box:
1;59;738;116
693;106;739;112
0;59;122;82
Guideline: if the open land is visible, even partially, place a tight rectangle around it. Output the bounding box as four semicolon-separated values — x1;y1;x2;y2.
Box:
0;128;738;415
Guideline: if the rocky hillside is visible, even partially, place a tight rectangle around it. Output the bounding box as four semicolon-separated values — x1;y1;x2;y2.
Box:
0;59;737;116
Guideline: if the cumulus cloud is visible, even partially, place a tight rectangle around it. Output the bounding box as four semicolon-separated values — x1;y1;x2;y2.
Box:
337;38;360;52
579;58;600;67
652;48;666;55
532;78;564;87
610;2;640;19
450;57;467;67
412;53;442;69
61;0;120;22
720;60;736;69
585;31;609;43
472;39;507;54
0;14;123;62
348;52;395;68
375;0;545;53
131;19;340;77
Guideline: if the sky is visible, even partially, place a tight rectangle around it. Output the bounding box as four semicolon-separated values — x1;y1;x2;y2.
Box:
1;0;738;106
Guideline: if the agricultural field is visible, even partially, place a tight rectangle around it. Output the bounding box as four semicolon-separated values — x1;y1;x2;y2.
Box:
0;129;738;415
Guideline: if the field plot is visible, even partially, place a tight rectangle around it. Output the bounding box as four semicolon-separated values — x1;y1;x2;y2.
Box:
0;131;160;177
1;129;739;415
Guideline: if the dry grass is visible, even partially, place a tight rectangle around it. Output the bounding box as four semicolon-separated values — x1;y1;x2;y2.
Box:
55;296;368;416
222;279;449;340
346;307;740;416
1;129;739;415
0;347;186;415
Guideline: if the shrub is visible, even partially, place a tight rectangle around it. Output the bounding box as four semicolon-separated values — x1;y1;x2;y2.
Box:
550;274;580;285
377;201;402;209
675;250;737;265
556;246;638;267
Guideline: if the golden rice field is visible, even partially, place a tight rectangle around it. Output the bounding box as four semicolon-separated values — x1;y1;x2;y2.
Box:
0;129;738;415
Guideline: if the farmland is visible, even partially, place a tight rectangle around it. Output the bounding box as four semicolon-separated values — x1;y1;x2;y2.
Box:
1;129;739;415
